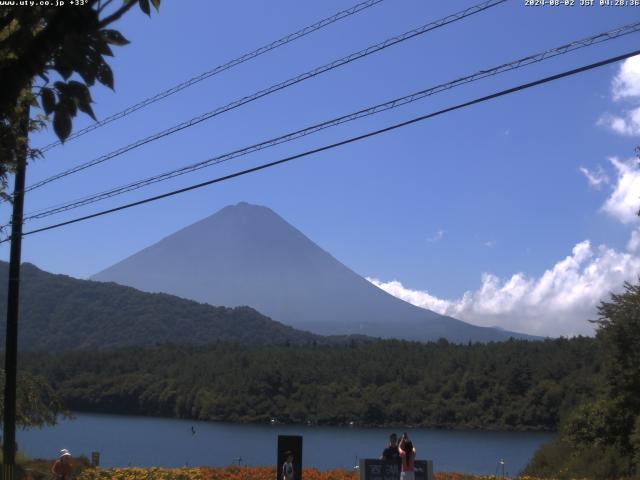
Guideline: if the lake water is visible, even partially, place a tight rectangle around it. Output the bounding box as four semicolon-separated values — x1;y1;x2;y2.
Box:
17;413;554;475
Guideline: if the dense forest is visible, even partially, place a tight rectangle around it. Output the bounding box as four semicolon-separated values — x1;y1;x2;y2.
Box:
4;260;639;477
522;282;640;479
0;262;340;349
20;336;600;431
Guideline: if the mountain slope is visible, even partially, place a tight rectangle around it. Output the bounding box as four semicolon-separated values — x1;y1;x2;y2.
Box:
93;202;535;342
0;261;326;351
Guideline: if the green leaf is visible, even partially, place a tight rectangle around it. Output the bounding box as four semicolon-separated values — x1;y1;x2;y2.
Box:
60;95;78;117
96;63;114;90
55;83;78;117
150;0;160;10
60;34;84;70
139;0;150;16
68;81;96;121
75;62;97;87
76;100;96;121
101;29;130;46
66;80;90;100
75;51;100;86
41;88;55;115
53;81;66;92
53;58;73;80
93;38;114;57
53;109;72;141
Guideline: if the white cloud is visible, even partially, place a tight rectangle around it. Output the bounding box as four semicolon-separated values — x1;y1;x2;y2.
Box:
483;240;495;248
368;239;640;337
367;155;640;338
579;165;609;190
597;108;640;136
628;228;640;253
598;56;640;136
427;229;444;243
601;157;640;224
368;278;454;313
612;55;640;101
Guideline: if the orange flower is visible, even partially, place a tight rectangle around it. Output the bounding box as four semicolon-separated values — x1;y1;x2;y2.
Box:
76;466;559;480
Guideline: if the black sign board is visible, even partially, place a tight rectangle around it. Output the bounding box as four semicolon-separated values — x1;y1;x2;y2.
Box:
358;459;433;480
277;435;303;480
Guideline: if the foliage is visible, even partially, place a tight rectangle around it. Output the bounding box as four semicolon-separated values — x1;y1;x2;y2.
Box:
523;437;634;480
593;282;640;416
631;416;640;472
18;454;92;480
0;262;328;350
0;460;582;480
524;281;640;479
0;369;66;428
561;398;631;450
0;0;159;193
70;466;572;480
20;336;600;431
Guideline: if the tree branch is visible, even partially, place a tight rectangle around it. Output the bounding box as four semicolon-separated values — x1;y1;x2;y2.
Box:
97;0;116;13
98;1;137;28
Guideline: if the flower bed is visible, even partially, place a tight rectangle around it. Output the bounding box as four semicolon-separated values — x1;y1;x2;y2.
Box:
74;466;551;480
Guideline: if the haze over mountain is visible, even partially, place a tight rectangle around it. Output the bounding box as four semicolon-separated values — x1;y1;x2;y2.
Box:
0;261;328;351
93;202;535;342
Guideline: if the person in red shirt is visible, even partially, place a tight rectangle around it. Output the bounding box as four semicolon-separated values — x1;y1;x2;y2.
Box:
397;433;416;480
52;449;73;480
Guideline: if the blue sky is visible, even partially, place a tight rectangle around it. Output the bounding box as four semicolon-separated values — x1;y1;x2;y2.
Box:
3;0;640;336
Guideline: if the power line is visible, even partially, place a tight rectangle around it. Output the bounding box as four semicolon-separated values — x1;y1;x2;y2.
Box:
23;0;507;194
5;48;639;243
36;0;387;153
28;0;505;191
20;20;640;222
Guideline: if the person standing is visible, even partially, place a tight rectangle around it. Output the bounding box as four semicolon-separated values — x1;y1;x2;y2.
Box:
52;449;73;480
381;433;400;462
282;451;295;480
398;433;416;480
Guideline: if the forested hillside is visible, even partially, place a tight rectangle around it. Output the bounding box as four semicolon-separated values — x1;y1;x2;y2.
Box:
0;262;329;350
523;282;640;479
21;337;600;431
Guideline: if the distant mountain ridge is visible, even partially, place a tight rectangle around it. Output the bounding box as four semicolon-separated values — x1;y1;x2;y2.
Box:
92;202;536;342
0;262;332;351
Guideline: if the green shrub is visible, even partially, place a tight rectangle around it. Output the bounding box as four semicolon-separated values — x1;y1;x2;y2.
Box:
523;436;633;479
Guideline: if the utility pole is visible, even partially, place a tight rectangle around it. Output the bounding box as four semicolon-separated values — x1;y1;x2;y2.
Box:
3;101;30;480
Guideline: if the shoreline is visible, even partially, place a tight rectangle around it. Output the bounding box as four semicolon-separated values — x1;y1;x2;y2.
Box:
20;411;552;474
60;409;559;434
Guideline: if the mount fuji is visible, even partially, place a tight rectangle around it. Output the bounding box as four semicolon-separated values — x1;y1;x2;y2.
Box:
92;202;535;342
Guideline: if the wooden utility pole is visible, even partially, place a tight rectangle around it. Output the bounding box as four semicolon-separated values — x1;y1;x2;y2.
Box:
3;102;30;480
